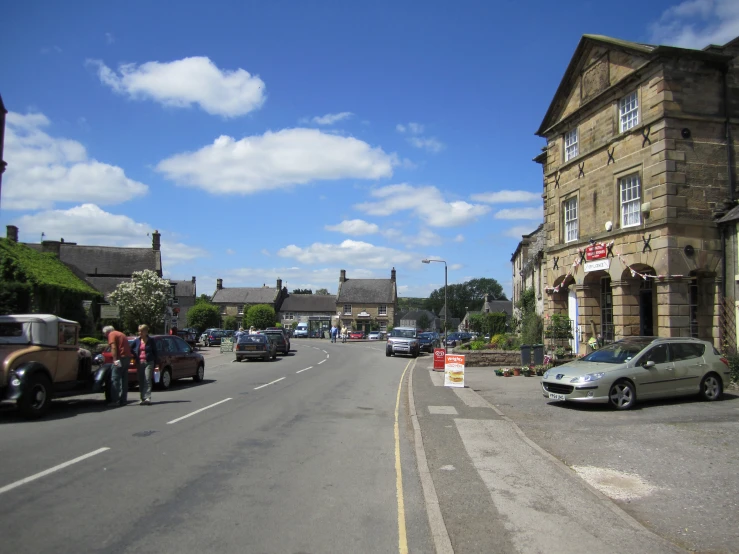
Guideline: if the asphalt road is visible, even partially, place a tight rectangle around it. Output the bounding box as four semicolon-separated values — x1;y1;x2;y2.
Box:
0;340;433;554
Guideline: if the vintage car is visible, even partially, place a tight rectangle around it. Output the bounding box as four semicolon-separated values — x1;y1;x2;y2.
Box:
0;314;96;419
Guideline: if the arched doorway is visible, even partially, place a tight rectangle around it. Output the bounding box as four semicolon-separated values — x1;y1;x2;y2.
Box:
619;265;657;337
583;270;613;344
567;288;578;354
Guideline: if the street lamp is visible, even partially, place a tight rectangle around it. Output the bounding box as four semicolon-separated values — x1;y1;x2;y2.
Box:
422;258;447;352
0;94;8;215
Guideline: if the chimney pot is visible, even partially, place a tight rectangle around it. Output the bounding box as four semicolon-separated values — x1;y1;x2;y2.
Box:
152;230;161;251
276;278;282;290
217;278;223;290
340;269;346;283
6;225;18;243
391;267;396;282
192;276;196;283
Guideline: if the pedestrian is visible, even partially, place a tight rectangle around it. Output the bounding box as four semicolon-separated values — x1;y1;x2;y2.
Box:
330;324;337;343
130;324;157;405
249;326;258;335
103;325;133;407
234;327;245;341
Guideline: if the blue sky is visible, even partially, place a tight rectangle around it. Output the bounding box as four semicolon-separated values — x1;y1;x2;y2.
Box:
2;0;737;298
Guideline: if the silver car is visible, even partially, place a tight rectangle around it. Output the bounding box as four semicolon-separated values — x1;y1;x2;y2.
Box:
541;337;730;410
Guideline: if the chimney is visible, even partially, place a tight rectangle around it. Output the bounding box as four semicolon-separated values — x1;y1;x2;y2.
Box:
152;230;161;251
192;276;196;284
6;225;18;243
340;269;346;283
391;267;396;282
276;277;282;290
217;278;223;290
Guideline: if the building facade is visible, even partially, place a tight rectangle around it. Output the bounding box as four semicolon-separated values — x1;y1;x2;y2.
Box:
278;294;337;336
537;34;738;353
336;268;397;334
210;278;289;328
510;223;546;319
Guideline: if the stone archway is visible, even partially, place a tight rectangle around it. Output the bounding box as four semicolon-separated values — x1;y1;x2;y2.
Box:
582;270;613;343
617;264;657;337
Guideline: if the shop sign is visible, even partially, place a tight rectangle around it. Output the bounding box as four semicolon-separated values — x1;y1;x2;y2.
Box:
433;348;446;371
585;243;607;260
444;354;465;388
100;304;119;319
584;259;611;273
357;311;371;317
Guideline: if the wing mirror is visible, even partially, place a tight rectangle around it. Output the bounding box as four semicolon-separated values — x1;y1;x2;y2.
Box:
642;360;656;369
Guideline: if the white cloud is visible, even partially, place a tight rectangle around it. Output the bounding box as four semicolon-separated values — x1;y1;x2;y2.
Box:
449;263;463;271
105;32;115;44
325;219;379;235
156;128;396;194
278;239;417;268
407;136;445;153
87;56;266;117
504;225;541;238
3;112;148;210
454;234;464;242
226;249;235;255
471;189;541;203
403;228;441;247
311;112;353;125
261;249;271;257
649;0;739;48
355;184;490;227
494;207;543;220
397;122;425;135
12;204;206;267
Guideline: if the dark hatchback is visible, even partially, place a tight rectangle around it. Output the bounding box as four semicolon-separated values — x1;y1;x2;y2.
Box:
204;330;225;346
444;332;472;347
235;334;277;361
419;332;441;353
263;329;290;355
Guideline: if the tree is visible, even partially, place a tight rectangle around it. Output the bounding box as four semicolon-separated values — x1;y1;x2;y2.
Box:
109;269;170;333
518;287;543;345
315;288;330;295
417;313;430;331
246;304;276;329
292;288;312;294
425;277;507;319
187;303;221;332
223;316;238;330
195;294;213;305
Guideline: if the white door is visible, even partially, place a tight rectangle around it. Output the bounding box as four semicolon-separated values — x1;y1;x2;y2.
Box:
568;289;579;355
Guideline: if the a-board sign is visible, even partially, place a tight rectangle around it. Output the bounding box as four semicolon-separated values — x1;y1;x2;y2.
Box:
444;354;465;388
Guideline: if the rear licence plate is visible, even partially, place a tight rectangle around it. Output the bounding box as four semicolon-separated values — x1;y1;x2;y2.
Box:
548;393;566;401
245;346;256;351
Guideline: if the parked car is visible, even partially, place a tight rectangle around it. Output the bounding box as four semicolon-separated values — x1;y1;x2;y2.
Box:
177;327;199;347
294;322;309;338
444;332;472;347
101;335;204;389
200;328;220;345
203;330;225;347
349;331;365;340
541;337;730;410
265;327;291;353
419;332;441;353
386;327;420;358
368;331;386;341
235;334;277;361
0;314;96;418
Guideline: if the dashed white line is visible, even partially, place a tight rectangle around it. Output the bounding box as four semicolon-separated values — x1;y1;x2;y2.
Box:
296;367;313;373
254;377;285;390
167;398;232;424
0;447;110;495
322;350;328;354
317;359;326;365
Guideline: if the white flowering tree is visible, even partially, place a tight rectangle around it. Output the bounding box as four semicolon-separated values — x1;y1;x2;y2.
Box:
108;269;171;333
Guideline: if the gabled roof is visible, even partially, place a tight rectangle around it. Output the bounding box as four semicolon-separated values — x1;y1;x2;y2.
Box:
337;279;395;303
280;294;337;312
212;287;278;304
400;309;437;322
59;244;161;276
172;280;195;297
483;300;513;317
536;35;656;137
87;276;132;297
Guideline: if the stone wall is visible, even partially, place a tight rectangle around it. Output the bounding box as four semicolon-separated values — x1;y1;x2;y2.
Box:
450;349;521;367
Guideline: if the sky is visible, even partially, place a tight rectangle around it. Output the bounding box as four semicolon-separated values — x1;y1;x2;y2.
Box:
1;0;738;299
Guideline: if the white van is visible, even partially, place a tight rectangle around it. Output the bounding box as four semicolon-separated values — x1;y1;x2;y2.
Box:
294;322;309;338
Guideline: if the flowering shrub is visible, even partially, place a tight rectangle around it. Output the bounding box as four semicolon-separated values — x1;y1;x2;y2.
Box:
489;333;521;350
109;269;170;333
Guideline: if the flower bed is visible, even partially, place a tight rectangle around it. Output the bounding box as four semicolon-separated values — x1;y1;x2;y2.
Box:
450;347;521;367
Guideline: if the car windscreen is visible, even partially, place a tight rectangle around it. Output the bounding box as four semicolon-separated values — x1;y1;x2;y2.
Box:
237;335;266;344
419;333;434;339
264;332;284;340
581;341;649;364
391;329;416;338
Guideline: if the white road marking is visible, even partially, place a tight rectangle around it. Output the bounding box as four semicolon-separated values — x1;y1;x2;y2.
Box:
167;398;232;424
325;354;329;359
254;377;285;390
322;350;327;354
0;447;110;495
296;367;312;373
317;360;326;365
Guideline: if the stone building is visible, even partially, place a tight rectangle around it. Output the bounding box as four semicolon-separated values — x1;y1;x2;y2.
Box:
278;294;337;336
210;278;289;328
336;268;397;335
536;34;738;353
510;223;546;319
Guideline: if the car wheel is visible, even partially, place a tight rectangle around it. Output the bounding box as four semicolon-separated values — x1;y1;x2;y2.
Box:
272;350;277;360
699;373;723;401
193;364;205;382
412;351;418;358
283;348;289;355
386;349;392;357
18;372;53;419
159;368;172;390
608;380;636;410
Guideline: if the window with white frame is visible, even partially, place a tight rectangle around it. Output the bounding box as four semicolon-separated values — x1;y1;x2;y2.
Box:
343;304;352;315
378;305;387;316
237;305;244;315
283;312;294;320
380;322;387;332
619;91;639;132
564;128;579;161
564;197;578;243
619;174;641;227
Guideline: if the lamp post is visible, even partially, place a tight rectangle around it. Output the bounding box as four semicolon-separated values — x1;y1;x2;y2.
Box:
422;258;447;352
0;94;8;215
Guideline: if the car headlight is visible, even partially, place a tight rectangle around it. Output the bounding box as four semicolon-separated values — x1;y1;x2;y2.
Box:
570;372;605;383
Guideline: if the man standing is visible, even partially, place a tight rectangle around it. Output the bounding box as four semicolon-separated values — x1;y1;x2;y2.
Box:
330;324;337;343
103;325;132;407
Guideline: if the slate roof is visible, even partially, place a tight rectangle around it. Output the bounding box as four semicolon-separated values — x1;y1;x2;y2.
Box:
400;309;437;322
211;287;278;304
173;280;195;297
59;244;161;276
87;276;132;297
338;279;395;303
280;294;337;312
484;300;513;317
718;204;739;223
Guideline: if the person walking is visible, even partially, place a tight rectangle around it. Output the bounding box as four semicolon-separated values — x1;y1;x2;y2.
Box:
131;324;157;405
103;325;132;407
330;324;337;343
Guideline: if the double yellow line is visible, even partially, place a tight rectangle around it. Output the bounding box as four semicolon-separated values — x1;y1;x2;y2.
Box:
394;359;414;554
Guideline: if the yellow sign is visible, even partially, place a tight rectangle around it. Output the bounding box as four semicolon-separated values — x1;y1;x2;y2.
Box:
444;354;465;388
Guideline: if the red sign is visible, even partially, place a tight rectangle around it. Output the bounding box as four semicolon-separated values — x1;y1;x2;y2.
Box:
585;243;607;260
433;348;446;371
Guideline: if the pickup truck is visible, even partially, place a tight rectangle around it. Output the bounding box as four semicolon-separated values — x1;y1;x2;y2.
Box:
385;327;420;358
0;314;99;419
